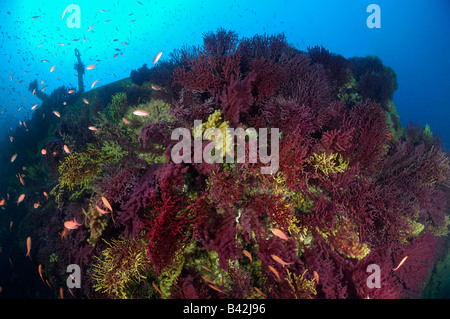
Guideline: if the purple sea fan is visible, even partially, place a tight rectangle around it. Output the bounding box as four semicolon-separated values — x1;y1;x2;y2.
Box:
218;71;256;125
343;100;387;173
392;232;444;298
321;128;354;153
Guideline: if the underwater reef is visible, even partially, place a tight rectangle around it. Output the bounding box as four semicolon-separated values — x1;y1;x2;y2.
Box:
0;28;449;299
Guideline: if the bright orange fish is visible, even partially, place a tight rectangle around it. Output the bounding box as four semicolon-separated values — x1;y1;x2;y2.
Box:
63;145;71;154
308;271;317;285
33;202;40;209
132;109;149;117
271;254;293;266
17;194;25;205
41;149;47;155
86;64;96;70
113;53;119;59
59;287;64;299
268;265;280;281
151;84;161;91
50;66;55;73
68;89;74;94
253;287;266;298
64;218;83;230
153;51;162;65
43;192;48;200
82;98;89;104
243;250;252;263
0;198;5;206
18;174;25;186
26;237;31;258
122;117;130;124
393;256;408;271
11;153;17;162
38;264;45;283
152;282;164;298
101;196;113;212
122;42;129;45
88;126;98;131
32;104;38;110
270;228;288;241
208;284;225;294
201;265;213;273
95;205;109;215
201;275;214;285
91;80;99;88
53;110;60;117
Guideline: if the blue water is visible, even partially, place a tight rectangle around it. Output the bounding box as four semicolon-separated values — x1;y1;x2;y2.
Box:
0;0;449;148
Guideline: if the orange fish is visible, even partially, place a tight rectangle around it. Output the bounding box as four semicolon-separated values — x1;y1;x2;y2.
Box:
88;126;98;131
42;86;48;92
201;265;213;273
270;228;288;241
152;282;164;298
201;275;215;285
151;84;162;91
68;289;75;297
53;110;60;117
122;117;130;124
32;104;38;110
38;264;45;283
0;198;5;206
91;80;99;88
393;256;408;271
59;287;64;299
43;192;48;200
101;196;113;212
95;205;109;215
41;149;47;155
60;228;69;241
18;174;25;186
9;221;13;231
132;109;149;117
313;271;320;285
32;88;36;95
33;202;40;209
50;66;55;72
243;250;252;263
271;254;293;266
87;25;95;31
11;153;17;162
68;89;74;94
86;64;96;70
268;265;280;281
208;284;226;294
17;194;25;205
253;287;266;298
26;237;31;258
153;51;162;65
82;98;89;104
113;53;119;59
63;145;71;154
122;42;129;45
41;60;49;63
64;218;83;230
